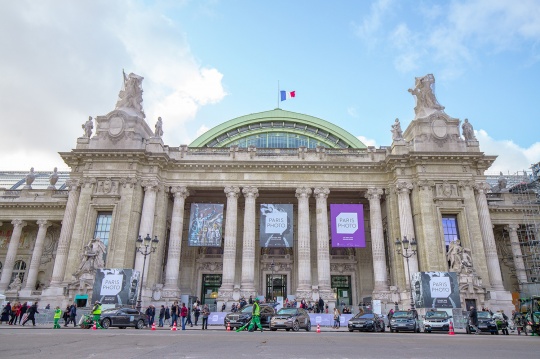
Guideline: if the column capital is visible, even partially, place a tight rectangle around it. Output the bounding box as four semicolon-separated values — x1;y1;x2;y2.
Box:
396;180;413;194
415;179;435;191
81;177;97;188
141;180;160;192
11;219;27;229
65;179;81;192
295;187;312;199
458;180;475;190
473;182;491;194
242;186;259;198
36;220;52;228
224;186;240;198
365;188;384;200
171;186;190;199
313;187;330;199
506;224;519;232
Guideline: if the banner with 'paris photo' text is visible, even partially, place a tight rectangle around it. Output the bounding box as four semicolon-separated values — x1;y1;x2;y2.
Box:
259;204;294;247
330;204;366;247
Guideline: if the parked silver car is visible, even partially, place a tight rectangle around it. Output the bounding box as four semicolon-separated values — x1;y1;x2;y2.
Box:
269;307;311;331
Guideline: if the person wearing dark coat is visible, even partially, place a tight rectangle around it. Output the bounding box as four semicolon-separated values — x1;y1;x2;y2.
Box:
1;302;11;324
22;302;39;326
318;297;324;314
145;305;155;328
18;302;27;324
469;306;479;335
158;305;165;327
63;305;70;326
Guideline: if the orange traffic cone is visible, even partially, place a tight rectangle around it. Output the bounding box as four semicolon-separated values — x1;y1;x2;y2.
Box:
151;322;156;331
92;321;97;331
317;323;321;333
448;320;455;336
171;321;177;331
227;323;231;332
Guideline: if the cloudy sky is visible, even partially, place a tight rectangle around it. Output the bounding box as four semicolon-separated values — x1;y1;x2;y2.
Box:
1;0;539;174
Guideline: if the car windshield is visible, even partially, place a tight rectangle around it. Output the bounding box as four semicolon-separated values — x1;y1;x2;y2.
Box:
477;311;492;319
102;308;119;313
354;313;375;319
425;311;448;318
392;311;414;319
277;308;297;315
241;305;253;313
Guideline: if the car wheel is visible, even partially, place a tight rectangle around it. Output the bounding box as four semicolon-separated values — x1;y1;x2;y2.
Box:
292;321;300;332
286;328;290;331
305;321;311;332
136;319;144;329
348;329;354;332
101;318;111;329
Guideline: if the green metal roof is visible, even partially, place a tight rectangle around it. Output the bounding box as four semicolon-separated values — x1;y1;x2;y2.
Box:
189;109;366;149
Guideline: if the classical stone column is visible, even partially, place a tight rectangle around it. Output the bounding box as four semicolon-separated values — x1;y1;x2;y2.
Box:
240;186;258;296
314;187;331;294
219;186;240;299
47;180;80;288
135;180;160;279
23;220;52;292
395;181;418;283
0;220;28;292
296;187;312;297
474;182;504;291
366;188;389;293
507;224;528;287
163;186;189;296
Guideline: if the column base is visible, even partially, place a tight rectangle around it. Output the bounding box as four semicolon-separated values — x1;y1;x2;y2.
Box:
486;289;514;314
295;288;313;301
372;290;394;303
17;288;35;298
240;288;257;299
40;285;67;308
161;287;181;300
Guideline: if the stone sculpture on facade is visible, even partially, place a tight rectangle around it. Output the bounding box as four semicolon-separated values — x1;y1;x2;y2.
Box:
154;117;163;138
48;167;59;189
462;118;476;141
24;167;36;189
408;74;445;118
115;71;145;118
75;237;107;277
391;118;403;141
8;276;22;292
82;116;94;138
491;172;508;193
447;240;475;274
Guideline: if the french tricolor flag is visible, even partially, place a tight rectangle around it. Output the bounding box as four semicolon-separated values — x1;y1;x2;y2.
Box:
280;90;296;101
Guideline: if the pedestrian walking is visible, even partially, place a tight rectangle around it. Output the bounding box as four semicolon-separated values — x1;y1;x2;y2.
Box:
333;307;341;329
159;305;165;327
18;302;27;324
69;304;77;327
9;302;20;325
164;305;171;326
22;302;39;326
170;301;179;327
201;304;210;330
145;305;155;328
193;305;200;326
92;301;103;329
63;305;70;326
1;302;11;324
180;303;188;330
469;306;479;335
501;310;509;335
245;298;263;332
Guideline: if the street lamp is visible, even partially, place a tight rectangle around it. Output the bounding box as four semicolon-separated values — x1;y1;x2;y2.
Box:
395;236;418;310
270;259;275;301
135;233;159;313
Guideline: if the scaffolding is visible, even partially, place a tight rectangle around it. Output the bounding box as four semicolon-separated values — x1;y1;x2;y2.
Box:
508;162;540;297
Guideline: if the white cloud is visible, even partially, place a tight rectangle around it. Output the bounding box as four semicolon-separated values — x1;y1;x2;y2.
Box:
357;135;378;148
0;0;225;170
477;129;540;174
352;0;394;47
347;107;359;118
196;125;210;138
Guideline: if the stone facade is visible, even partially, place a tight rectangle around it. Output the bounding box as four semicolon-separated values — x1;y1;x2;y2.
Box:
0;73;536;316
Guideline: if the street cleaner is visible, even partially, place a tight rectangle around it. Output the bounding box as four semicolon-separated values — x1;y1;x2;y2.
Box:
92;301;103;329
53;306;62;329
236;297;264;332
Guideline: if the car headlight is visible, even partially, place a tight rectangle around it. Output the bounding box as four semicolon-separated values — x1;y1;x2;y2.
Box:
286;318;293;322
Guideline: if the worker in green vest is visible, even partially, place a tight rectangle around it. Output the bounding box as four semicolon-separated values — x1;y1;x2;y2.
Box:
53;306;62;329
247;298;263;332
92;301;103;329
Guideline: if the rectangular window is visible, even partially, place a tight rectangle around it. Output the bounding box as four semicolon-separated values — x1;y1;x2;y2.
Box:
94;212;112;262
441;215;459;252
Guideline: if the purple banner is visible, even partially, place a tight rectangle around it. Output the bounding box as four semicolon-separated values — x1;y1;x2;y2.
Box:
330;204;365;247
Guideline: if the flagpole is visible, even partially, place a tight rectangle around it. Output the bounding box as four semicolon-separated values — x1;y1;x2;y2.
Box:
277;80;280;109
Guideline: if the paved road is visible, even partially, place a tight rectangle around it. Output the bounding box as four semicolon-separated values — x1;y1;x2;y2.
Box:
0;326;537;359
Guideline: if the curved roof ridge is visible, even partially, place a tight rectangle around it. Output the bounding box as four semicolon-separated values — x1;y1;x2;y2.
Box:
189;108;365;149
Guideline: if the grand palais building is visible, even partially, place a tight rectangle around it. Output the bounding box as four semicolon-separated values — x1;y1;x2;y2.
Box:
0;73;538;314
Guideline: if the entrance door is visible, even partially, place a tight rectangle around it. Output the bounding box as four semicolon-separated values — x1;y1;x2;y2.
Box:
331;275;352;306
201;274;222;309
266;274;287;301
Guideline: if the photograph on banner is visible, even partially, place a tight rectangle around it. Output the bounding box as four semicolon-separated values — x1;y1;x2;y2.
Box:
91;268;139;306
411;272;461;309
330;204;366;247
188;203;224;247
259;204;294;247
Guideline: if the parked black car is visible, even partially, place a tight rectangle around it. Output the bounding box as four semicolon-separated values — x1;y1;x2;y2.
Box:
224;304;276;329
466;311;499;335
99;307;149;329
270;307;311;331
348;313;385;332
389;310;422;333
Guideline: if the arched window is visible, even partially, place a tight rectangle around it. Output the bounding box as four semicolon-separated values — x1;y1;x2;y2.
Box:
11;260;26;283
